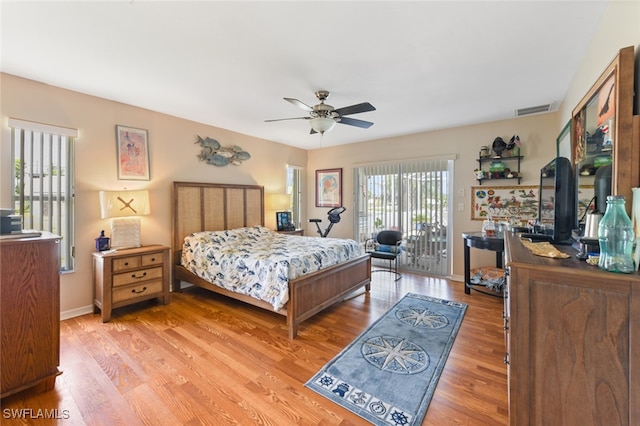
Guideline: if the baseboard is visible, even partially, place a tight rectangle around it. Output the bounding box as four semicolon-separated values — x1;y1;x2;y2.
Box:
59;285;184;322
57;277;464;321
450;274;463;283
60;305;94;321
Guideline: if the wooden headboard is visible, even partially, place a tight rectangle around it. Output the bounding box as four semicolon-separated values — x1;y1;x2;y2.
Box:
172;181;264;264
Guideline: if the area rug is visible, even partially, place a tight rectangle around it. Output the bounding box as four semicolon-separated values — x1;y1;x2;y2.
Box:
305;293;467;426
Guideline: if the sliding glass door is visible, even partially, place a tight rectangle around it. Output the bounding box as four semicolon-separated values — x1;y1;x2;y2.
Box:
354;157;452;275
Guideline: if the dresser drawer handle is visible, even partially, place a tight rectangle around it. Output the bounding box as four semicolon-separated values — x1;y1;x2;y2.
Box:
131;286;147;294
150;257;156;262
131;272;147;279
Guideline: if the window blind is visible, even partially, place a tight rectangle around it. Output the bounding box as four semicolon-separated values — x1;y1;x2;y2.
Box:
355;156;452;275
10;118;76;271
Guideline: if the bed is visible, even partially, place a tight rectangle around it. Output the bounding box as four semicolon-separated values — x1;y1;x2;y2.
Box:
172;181;371;338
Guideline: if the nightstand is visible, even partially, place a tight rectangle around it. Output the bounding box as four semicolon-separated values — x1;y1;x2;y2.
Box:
277;229;304;236
92;245;170;322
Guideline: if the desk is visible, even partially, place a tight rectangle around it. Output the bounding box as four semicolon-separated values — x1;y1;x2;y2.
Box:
462;231;504;296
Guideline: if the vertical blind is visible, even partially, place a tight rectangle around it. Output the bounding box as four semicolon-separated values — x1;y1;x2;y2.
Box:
354;156;453;275
9;118;76;271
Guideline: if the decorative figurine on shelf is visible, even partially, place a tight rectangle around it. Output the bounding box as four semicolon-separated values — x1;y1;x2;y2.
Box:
489;160;505;173
474;169;485;180
492;137;507;157
480;145;491;158
95;230;110;251
506;135;521;157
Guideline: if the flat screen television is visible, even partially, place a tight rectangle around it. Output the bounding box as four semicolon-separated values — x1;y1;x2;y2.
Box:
538;156;576;244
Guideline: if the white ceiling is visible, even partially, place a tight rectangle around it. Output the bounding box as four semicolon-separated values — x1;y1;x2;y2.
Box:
1;1;609;150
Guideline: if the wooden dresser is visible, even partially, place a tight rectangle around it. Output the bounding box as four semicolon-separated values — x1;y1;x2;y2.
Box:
93;245;170;322
1;232;61;398
504;232;639;425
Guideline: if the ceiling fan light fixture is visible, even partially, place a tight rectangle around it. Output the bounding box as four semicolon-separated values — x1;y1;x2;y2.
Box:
309;117;336;134
267;91;374;134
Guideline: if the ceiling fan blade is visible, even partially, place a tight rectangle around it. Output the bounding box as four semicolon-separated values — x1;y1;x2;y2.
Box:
338;116;374;129
334;102;376;116
310;128;317;135
284;97;314;112
265;116;309;122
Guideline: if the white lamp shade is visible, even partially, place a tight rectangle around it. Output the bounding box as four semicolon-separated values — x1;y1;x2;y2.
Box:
310;117;336;134
99;190;150;219
268;193;291;211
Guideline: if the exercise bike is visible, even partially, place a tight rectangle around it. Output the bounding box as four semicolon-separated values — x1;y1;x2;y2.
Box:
309;207;346;237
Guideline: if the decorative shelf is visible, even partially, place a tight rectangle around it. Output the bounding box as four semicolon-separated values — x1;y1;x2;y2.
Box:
476;155;523;185
476;176;522;184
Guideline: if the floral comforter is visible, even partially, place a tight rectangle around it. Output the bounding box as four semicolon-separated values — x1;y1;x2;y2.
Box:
181;226;363;311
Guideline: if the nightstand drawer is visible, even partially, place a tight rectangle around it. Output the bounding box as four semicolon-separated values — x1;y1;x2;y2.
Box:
112;280;163;304
142;252;163;266
112;255;142;272
113;266;163;287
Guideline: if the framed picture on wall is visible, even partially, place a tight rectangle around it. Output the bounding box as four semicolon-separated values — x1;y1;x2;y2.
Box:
471;185;539;223
316;168;342;207
116;125;150;180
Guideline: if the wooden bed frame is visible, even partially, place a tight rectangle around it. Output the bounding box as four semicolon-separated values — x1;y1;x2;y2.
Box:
171;181;371;338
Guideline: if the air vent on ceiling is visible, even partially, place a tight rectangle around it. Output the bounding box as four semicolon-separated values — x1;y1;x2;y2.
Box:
514;103;555;117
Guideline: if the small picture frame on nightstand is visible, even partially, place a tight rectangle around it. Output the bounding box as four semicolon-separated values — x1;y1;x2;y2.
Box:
276;211;294;231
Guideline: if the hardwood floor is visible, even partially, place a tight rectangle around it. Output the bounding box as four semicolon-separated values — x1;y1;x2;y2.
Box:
1;273;508;425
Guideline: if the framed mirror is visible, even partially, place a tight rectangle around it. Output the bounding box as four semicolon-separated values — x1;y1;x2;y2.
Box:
571;46;636;216
556;120;571;159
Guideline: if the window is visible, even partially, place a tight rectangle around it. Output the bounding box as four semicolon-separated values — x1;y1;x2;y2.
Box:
354;156;453;276
287;165;303;228
9;118;76;272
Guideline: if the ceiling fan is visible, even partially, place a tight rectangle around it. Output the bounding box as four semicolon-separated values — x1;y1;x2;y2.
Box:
265;90;375;135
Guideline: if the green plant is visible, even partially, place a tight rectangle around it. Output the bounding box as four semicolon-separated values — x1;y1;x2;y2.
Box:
14;160;23;195
374;217;383;230
412;213;429;224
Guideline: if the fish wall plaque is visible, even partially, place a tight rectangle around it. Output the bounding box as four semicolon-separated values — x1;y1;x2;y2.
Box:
195;136;251;166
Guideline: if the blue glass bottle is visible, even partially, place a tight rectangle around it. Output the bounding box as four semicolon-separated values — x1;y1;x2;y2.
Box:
95;230;110;251
598;195;635;273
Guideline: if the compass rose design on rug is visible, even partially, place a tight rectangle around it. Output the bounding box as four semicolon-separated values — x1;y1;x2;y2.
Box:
306;293;467;426
396;306;449;329
361;336;429;374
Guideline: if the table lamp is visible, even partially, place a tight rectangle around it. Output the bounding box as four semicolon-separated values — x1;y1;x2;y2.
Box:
99;190;150;249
